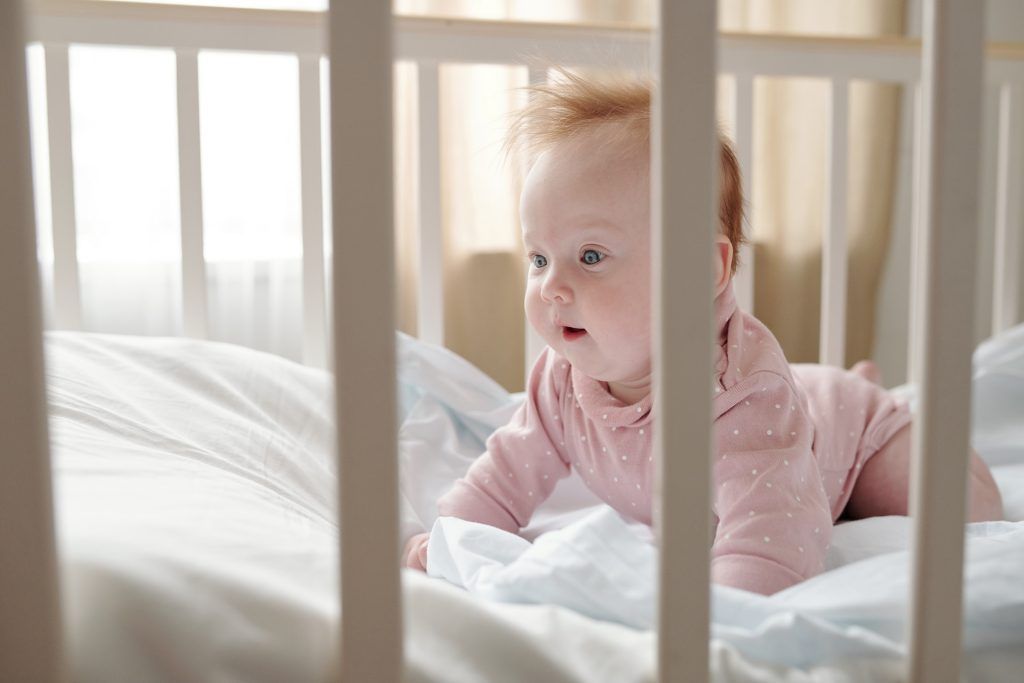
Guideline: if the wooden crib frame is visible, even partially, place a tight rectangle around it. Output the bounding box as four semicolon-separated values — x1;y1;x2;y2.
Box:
1;1;1021;681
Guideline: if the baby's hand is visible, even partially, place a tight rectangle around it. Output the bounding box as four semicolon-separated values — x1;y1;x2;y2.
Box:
402;532;430;572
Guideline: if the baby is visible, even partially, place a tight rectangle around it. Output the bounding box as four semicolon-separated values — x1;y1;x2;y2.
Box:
403;74;1003;594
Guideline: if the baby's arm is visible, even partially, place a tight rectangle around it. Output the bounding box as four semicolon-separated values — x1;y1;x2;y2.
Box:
437;348;570;530
404;349;571;570
711;372;833;595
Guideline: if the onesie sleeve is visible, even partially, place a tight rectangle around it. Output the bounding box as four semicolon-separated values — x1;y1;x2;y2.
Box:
711;371;833;595
436;348;571;534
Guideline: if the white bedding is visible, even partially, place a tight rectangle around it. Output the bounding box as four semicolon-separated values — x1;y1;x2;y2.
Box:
46;327;1024;682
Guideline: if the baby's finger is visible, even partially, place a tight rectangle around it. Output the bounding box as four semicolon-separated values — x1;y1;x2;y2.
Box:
403;548;415;569
403;539;422;569
417;539;429;571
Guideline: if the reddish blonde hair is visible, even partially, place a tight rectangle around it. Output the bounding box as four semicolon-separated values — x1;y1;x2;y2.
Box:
508;71;746;272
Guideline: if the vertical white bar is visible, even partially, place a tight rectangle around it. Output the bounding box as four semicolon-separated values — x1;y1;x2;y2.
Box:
654;2;716;682
731;73;755;313
820;78;849;366
908;85;926;385
43;42;81;330
176;48;208;339
416;61;444;347
993;84;1022;334
329;2;401;682
299;54;327;367
0;2;65;681
973;84;1000;345
524;66;548;383
908;2;984;681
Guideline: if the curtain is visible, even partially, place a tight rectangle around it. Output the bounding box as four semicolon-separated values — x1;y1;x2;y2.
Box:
719;0;906;365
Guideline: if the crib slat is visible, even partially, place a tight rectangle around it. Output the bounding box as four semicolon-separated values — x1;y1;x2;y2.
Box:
523;66;548;383
908;85;926;386
328;2;402;682
993;83;1022;334
654;1;717;682
731;72;755;313
175;48;208;339
820;78;849;366
416;61;444;347
43;42;81;330
975;84;1001;343
0;2;65;681
299;54;327;367
909;2;985;681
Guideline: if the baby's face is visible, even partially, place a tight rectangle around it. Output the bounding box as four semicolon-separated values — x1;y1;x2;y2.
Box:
521;131;652;394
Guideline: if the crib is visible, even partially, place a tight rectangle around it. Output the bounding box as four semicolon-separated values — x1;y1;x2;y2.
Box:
1;0;1022;681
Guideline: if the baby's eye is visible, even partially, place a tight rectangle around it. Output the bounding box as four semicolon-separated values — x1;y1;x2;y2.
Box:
531;254;548;269
581;249;605;265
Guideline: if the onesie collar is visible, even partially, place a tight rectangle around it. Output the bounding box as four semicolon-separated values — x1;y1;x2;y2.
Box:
713;282;738;376
570;368;653;428
715;281;738;341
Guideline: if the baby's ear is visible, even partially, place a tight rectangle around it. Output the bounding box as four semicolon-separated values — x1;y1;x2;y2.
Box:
714;236;734;296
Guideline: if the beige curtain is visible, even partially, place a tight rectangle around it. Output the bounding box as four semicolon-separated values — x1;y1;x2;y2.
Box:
720;0;905;364
394;0;904;390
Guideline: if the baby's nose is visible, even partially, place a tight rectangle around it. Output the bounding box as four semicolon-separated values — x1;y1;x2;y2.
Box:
540;270;573;303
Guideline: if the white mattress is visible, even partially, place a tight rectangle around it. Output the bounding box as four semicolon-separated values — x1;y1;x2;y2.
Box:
46;328;1024;682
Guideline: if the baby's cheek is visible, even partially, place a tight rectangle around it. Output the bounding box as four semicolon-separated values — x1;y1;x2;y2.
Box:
600;294;650;359
613;289;651;336
523;281;539;314
524;289;550;338
623;303;653;362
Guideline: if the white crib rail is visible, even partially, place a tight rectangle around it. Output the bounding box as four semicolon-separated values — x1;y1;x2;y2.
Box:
820;79;849;367
731;73;755;314
328;2;402;680
908;3;985;679
652;2;717;679
43;41;81;330
908;86;927;386
298;53;327;368
523;66;551;384
416;60;445;347
0;2;64;681
994;83;1023;336
175;47;207;339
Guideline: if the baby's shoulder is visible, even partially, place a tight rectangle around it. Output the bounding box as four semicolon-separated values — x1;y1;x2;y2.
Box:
719;311;795;391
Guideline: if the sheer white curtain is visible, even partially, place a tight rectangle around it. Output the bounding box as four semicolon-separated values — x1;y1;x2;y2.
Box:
29;44;307;361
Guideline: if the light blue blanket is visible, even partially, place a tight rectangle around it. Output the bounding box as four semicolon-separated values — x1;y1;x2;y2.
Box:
418;324;1024;667
428;509;1024;666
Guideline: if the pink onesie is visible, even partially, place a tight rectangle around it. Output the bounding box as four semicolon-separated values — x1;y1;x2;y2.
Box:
437;283;911;594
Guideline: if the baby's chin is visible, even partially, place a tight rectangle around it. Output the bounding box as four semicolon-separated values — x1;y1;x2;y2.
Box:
565;353;649;386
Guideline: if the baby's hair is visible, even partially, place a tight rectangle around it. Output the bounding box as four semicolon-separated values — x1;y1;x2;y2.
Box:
507;69;746;272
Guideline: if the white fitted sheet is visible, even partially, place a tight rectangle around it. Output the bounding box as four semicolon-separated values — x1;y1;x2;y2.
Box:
46;326;1024;682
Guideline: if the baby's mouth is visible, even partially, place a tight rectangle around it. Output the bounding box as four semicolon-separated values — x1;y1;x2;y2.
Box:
561;326;587;342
